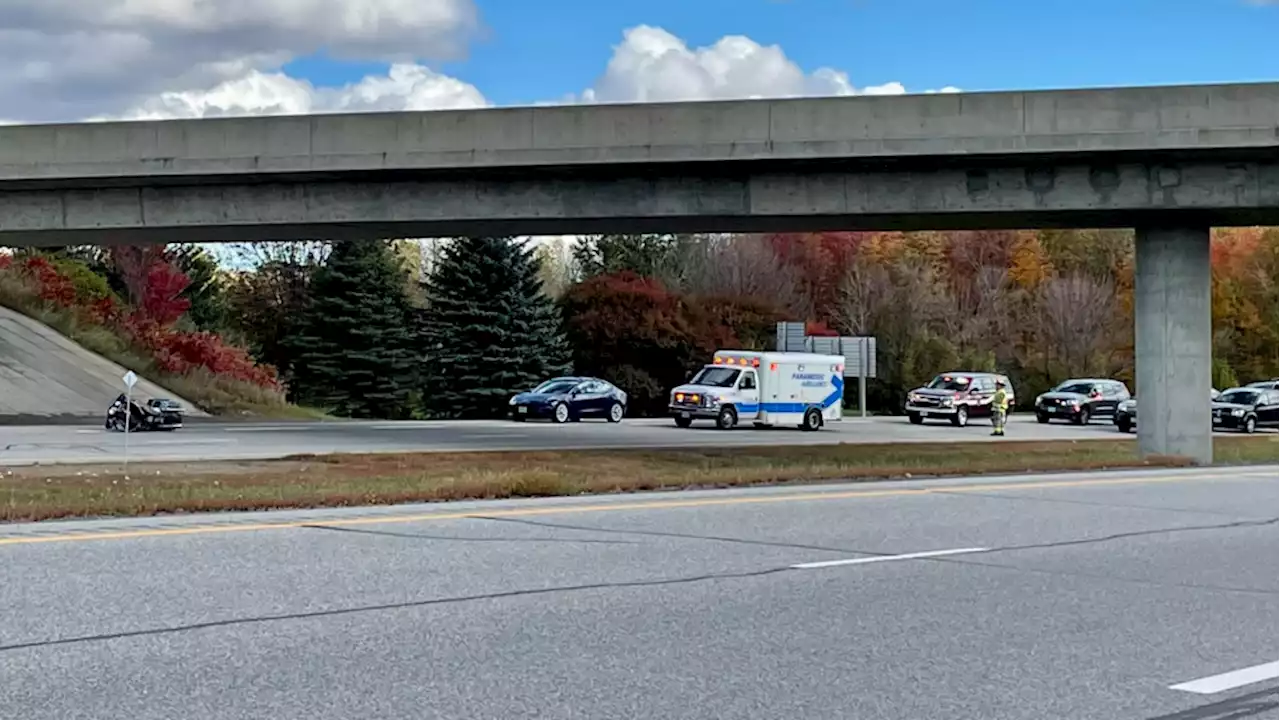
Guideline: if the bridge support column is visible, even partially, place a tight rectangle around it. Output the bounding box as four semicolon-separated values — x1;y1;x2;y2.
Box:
1134;225;1213;465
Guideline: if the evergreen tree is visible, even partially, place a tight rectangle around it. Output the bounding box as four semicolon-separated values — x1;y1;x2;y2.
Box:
420;237;571;418
289;239;417;418
171;244;228;331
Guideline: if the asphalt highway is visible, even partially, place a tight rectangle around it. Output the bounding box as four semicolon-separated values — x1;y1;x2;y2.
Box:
1;466;1276;719
0;414;1237;465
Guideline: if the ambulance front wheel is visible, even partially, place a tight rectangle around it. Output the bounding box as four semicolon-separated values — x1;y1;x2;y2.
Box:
801;407;823;432
715;406;738;430
674;415;693;428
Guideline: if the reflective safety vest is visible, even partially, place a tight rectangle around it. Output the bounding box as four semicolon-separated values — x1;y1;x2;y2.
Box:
993;387;1009;412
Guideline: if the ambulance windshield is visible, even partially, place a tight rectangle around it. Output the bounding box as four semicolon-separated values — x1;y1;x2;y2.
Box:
690;367;741;388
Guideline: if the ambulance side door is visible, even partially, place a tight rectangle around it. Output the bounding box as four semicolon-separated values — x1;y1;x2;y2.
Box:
737;369;761;418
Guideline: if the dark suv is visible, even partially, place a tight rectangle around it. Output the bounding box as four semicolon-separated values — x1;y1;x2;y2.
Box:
905;372;1015;427
1212;387;1280;433
1034;378;1130;425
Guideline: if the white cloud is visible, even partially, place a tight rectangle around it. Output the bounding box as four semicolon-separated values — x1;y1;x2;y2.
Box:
578;26;951;104
106;64;488;120
0;0;479;122
3;17;958;124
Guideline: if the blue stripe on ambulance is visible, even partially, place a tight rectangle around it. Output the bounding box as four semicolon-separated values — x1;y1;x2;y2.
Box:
758;375;844;413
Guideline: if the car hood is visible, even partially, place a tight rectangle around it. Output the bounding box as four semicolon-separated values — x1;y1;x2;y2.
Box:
1040;391;1089;402
672;384;724;397
910;388;962;398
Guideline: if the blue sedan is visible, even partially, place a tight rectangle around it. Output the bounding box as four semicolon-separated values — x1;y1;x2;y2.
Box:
509;377;628;423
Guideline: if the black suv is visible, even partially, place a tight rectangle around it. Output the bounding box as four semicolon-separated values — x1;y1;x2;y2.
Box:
1034;378;1130;425
1212;386;1280;433
905;372;1014;427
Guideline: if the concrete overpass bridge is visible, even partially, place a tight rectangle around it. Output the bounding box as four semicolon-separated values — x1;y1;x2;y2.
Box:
0;81;1276;464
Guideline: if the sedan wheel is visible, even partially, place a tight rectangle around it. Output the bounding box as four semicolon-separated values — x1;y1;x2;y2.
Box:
552;403;570;424
1243;416;1257;434
607;402;624;423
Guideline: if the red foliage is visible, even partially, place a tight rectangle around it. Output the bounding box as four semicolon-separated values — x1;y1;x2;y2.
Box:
109;246;168;305
21;257;77;308
139;260;192;327
87;296;121;325
122;314;279;389
805;320;839;337
766;232;871;322
151;331;280;388
0;250;279;391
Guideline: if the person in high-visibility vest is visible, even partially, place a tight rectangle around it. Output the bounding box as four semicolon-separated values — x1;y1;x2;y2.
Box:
991;378;1010;436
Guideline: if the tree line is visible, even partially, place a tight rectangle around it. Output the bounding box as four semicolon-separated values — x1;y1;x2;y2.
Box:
4;227;1275;418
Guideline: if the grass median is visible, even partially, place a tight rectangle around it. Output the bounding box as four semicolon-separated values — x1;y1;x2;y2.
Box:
2;435;1275;522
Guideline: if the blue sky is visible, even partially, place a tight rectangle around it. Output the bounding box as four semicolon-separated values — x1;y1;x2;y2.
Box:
284;0;1280;105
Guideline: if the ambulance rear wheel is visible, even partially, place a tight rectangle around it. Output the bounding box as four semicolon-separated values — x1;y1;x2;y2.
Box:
801;407;823;432
715;406;738;430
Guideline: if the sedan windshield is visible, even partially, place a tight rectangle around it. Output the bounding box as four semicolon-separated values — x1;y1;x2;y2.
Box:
1053;382;1096;395
532;380;579;395
1218;390;1260;406
690;367;740;388
926;375;971;391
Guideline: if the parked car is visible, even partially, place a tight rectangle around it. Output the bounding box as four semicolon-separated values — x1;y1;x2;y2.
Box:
1115;388;1226;433
1034;378;1130;425
509;376;628;424
1212;386;1280;433
904;372;1014;427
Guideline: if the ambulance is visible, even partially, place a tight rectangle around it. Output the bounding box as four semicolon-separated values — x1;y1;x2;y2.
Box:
668;350;846;430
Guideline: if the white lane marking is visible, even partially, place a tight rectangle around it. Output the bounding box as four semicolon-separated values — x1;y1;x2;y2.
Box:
464;433;531;440
791;547;990;570
1169;661;1280;695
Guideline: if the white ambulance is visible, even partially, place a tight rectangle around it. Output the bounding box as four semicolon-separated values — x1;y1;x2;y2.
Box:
668;350;846;430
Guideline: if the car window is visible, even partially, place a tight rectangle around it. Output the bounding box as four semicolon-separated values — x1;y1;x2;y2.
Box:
926;374;971;391
1054;381;1096;395
1218;389;1261;405
739;372;757;391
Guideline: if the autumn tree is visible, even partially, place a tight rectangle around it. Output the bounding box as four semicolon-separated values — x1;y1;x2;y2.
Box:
560;272;718;415
224;242;330;393
1034;273;1122;380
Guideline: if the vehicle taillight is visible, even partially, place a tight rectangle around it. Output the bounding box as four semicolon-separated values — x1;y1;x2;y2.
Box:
954;392;964;400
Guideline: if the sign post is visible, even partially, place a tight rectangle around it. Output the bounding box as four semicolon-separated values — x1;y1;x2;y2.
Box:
859;337;869;418
122;370;137;475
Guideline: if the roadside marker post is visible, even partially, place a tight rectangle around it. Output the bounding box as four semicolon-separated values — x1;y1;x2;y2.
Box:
122;370;137;476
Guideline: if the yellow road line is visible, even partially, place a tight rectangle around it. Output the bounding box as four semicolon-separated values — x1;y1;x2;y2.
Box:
0;470;1269;547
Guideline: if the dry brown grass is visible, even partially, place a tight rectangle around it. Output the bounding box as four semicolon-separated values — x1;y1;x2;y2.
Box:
2;435;1274;522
